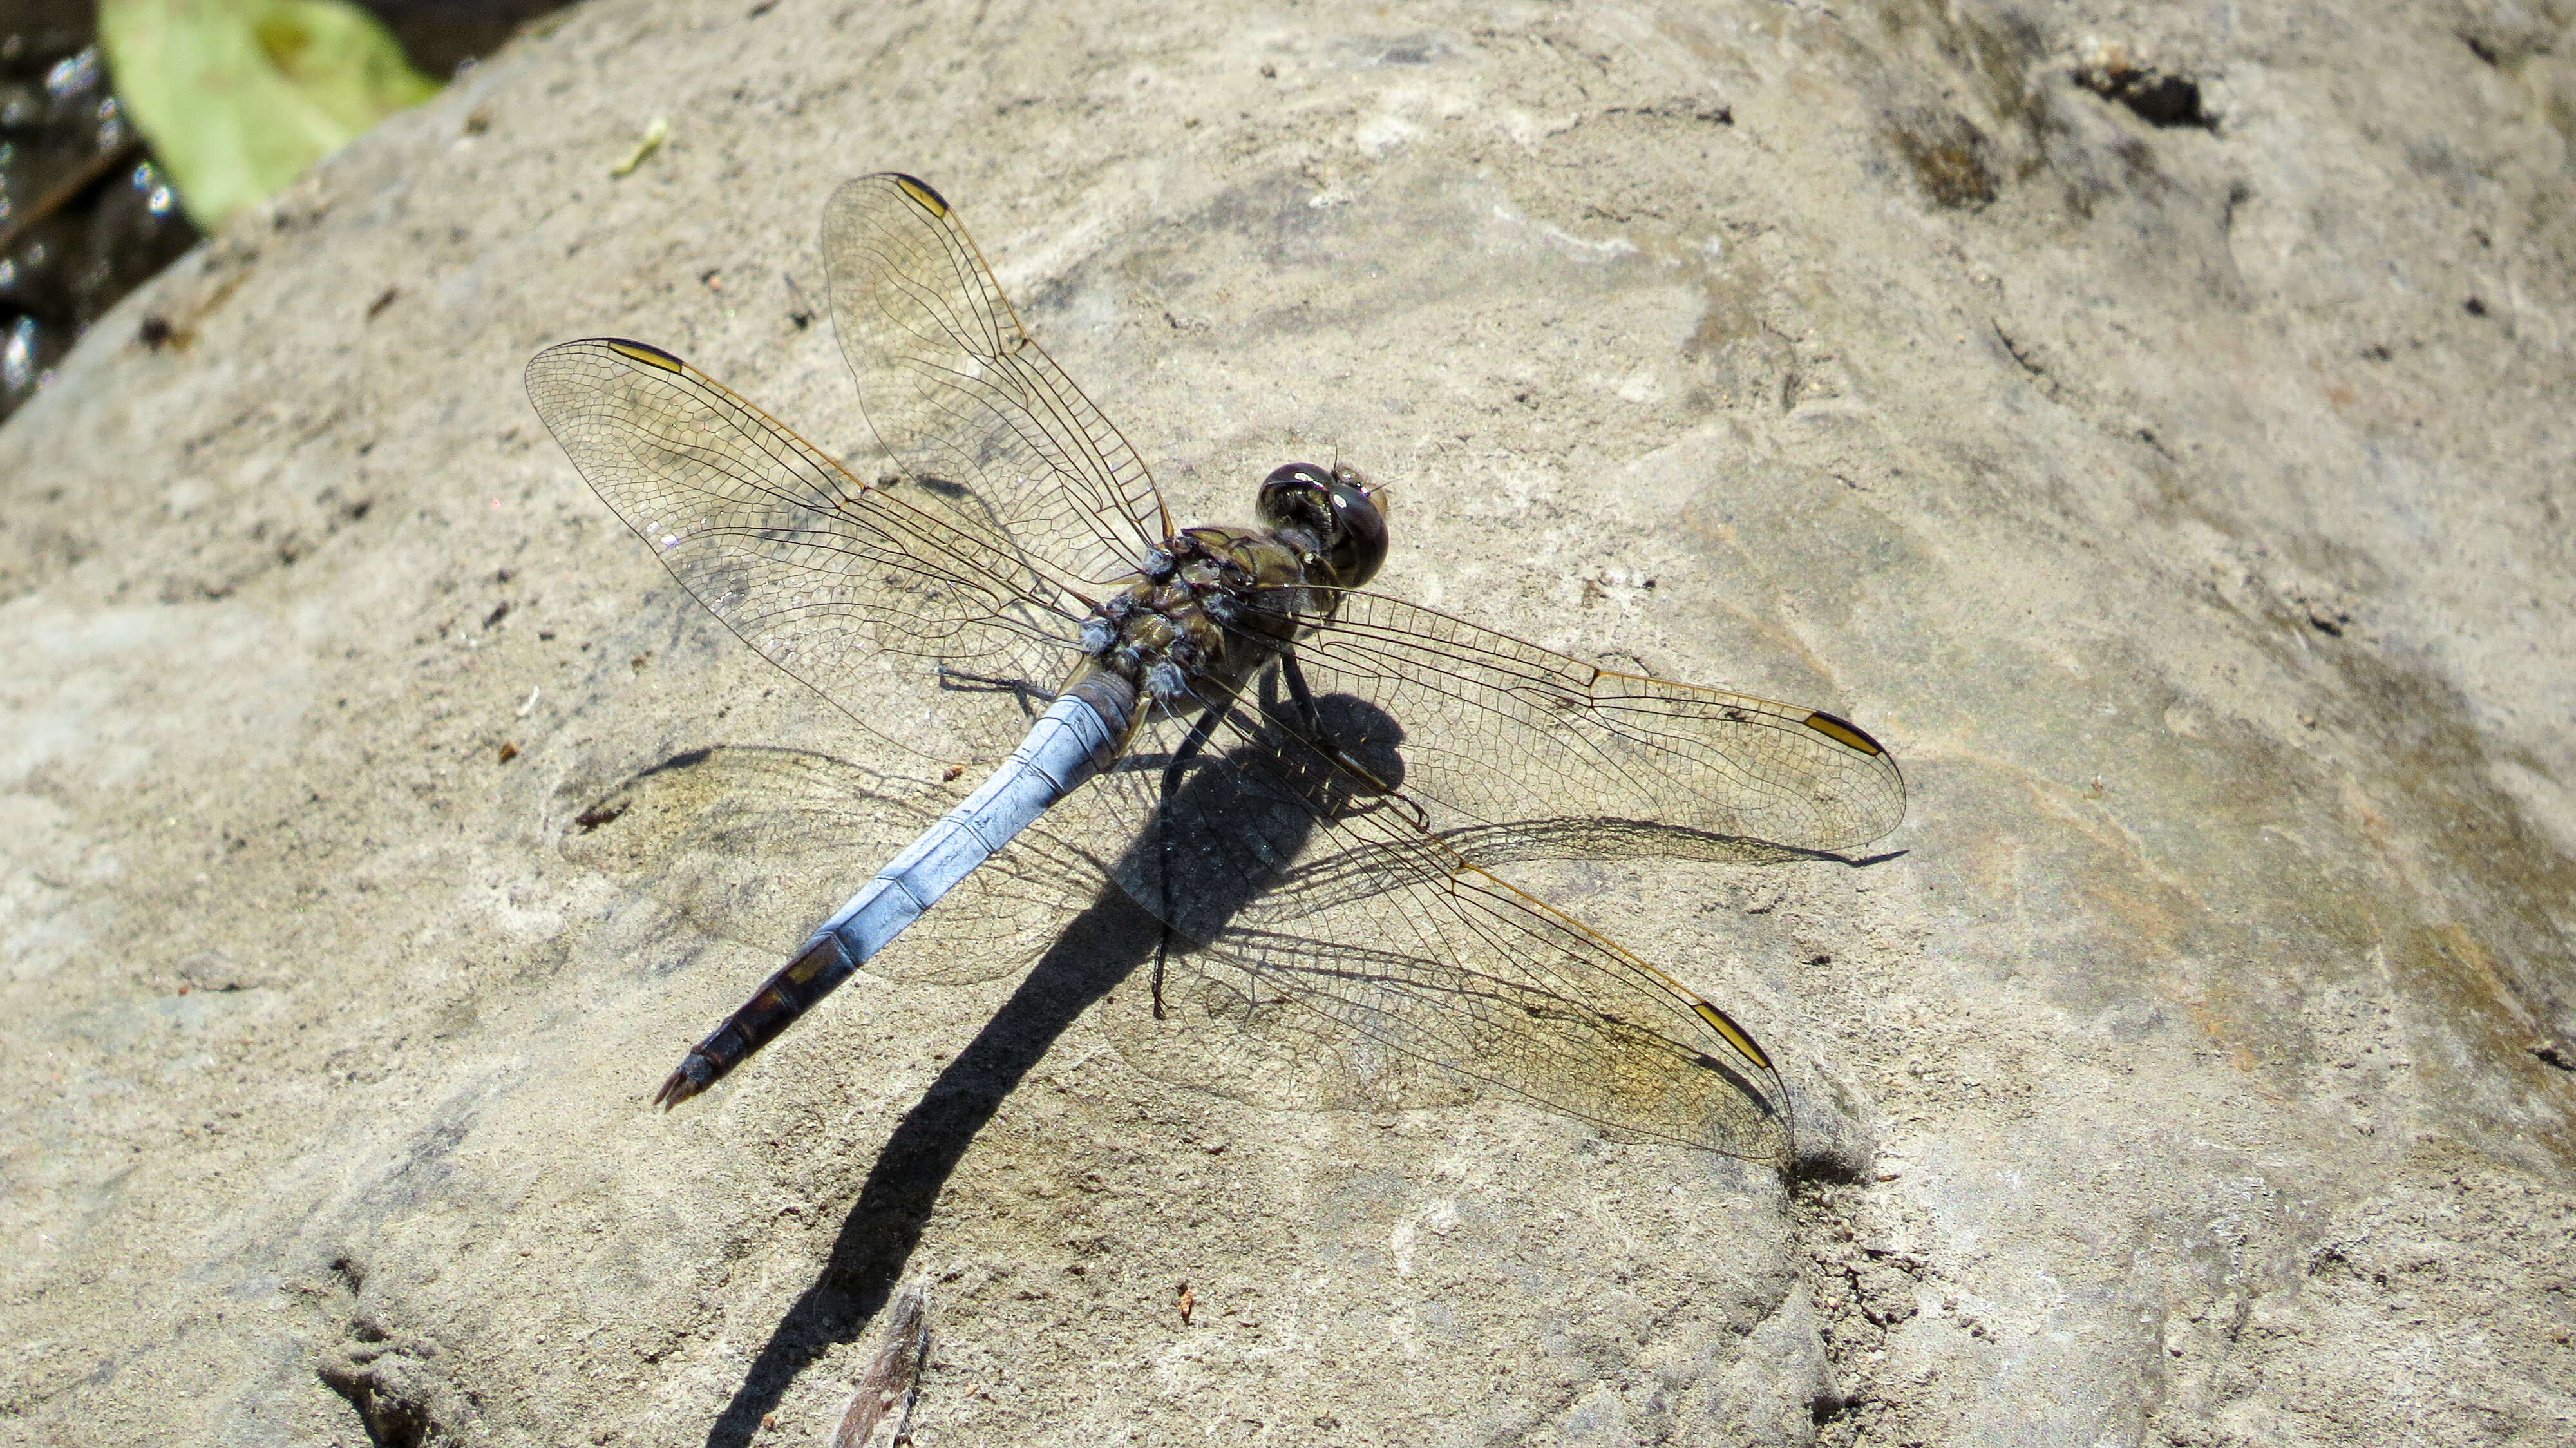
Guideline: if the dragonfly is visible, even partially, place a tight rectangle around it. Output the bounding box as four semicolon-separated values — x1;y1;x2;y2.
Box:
526;173;1904;1164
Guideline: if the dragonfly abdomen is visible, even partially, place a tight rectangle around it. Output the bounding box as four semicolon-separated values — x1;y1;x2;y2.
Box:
651;672;1138;1107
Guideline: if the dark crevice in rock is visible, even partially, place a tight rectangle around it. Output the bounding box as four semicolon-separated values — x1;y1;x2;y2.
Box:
317;1358;440;1448
1812;1389;1866;1425
2074;46;2217;129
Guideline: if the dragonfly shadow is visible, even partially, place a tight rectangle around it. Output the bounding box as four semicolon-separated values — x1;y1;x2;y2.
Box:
698;888;1151;1448
697;691;1401;1448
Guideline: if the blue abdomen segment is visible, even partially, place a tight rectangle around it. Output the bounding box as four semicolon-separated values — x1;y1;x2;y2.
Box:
652;676;1134;1106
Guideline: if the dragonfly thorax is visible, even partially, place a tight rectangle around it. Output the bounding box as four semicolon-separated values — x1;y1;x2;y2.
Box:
1079;513;1343;712
1077;466;1385;713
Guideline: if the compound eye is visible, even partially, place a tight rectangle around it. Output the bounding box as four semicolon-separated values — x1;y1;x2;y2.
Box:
1267;464;1329;488
1325;477;1388;589
1257;461;1384;586
1257;462;1336;528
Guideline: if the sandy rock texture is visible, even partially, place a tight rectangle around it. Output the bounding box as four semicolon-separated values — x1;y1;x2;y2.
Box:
3;0;2571;1443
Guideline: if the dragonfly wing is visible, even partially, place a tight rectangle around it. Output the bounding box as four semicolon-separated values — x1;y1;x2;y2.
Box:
560;744;1115;987
526;337;1091;760
1043;682;1794;1161
1291;591;1906;856
560;687;1792;1156
823;173;1171;589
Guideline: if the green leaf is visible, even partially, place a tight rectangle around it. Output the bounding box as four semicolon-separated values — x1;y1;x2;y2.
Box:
100;0;441;231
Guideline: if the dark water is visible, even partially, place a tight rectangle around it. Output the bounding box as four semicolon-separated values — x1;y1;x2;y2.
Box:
0;0;568;426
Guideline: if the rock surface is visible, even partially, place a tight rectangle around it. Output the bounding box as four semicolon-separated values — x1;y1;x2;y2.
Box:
3;0;2571;1443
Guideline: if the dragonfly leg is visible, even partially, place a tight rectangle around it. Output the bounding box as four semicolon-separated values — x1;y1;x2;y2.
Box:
1280;649;1397;794
1280;649;1329;737
1154;702;1224;1020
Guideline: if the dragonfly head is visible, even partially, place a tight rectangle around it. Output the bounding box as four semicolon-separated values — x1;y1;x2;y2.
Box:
1258;462;1387;589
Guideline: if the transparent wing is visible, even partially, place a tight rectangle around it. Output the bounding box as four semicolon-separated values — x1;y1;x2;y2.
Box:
559;745;1113;987
1051;681;1794;1162
560;707;1790;1159
526;338;1094;760
1292;591;1906;855
824;173;1171;587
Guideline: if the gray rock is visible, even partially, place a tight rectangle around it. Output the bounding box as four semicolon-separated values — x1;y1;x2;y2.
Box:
3;0;2569;1443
